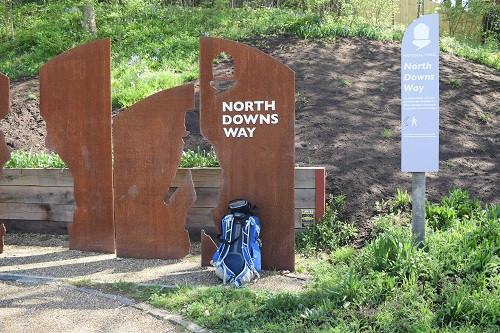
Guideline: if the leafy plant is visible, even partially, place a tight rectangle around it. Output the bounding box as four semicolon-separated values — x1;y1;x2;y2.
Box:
426;188;482;230
4;148;219;168
445;78;461;88
3;150;66;168
388;188;411;213
485;204;500;220
295;91;308;103
477;111;490;123
381;128;392;140
178;147;219;168
374;189;411;216
362;228;429;283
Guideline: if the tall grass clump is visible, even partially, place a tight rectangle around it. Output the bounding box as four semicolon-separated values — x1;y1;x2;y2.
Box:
3;150;66;168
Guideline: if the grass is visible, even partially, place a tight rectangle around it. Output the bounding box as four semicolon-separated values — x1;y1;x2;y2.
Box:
83;188;499;332
4;148;219;168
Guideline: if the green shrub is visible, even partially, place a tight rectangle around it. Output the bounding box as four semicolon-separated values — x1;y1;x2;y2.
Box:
426;188;482;230
361;227;430;284
296;194;357;254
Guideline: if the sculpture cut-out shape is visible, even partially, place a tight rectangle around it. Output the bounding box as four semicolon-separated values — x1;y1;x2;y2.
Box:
210;53;237;96
199;37;296;271
39;39;115;253
0;73;10;169
113;84;196;259
201;229;218;266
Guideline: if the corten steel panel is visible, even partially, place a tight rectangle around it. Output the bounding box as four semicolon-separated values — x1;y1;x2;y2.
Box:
0;73;10;169
39;39;115;253
201;230;218;266
0;223;5;253
199;37;295;271
113;84;196;259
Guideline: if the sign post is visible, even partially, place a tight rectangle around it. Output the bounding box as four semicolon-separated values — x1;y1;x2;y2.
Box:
401;14;439;244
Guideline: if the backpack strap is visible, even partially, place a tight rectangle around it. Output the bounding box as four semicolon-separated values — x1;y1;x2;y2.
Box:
212;215;235;268
215;213;247;245
216;234;240;245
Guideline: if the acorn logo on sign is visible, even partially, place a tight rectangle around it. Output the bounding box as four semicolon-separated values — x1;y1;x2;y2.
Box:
413;23;431;50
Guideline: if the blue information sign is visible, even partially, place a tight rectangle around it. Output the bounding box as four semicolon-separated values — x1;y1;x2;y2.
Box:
401;14;439;172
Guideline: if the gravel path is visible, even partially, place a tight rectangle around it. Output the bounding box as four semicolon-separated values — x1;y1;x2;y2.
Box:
1;234;311;292
0;279;186;333
1;233;311;333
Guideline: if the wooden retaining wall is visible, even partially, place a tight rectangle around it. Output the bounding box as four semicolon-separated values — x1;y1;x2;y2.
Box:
0;167;325;238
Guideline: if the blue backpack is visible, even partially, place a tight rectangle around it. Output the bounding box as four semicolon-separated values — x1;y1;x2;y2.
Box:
212;199;262;287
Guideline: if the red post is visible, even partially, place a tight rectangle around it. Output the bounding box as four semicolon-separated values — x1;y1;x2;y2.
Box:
315;168;326;223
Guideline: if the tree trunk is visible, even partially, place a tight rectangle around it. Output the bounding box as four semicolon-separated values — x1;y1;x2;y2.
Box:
83;3;97;37
9;0;14;39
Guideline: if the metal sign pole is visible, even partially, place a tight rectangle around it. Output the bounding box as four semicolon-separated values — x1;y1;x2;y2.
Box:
412;172;426;245
401;14;439;246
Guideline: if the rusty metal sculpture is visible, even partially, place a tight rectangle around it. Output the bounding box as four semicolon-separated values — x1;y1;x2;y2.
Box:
201;229;218;266
113;84;196;259
0;73;10;169
0;223;5;254
0;73;11;251
199;37;296;271
39;39;115;253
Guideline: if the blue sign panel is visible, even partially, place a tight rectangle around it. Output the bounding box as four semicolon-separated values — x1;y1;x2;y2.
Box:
401;14;439;172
